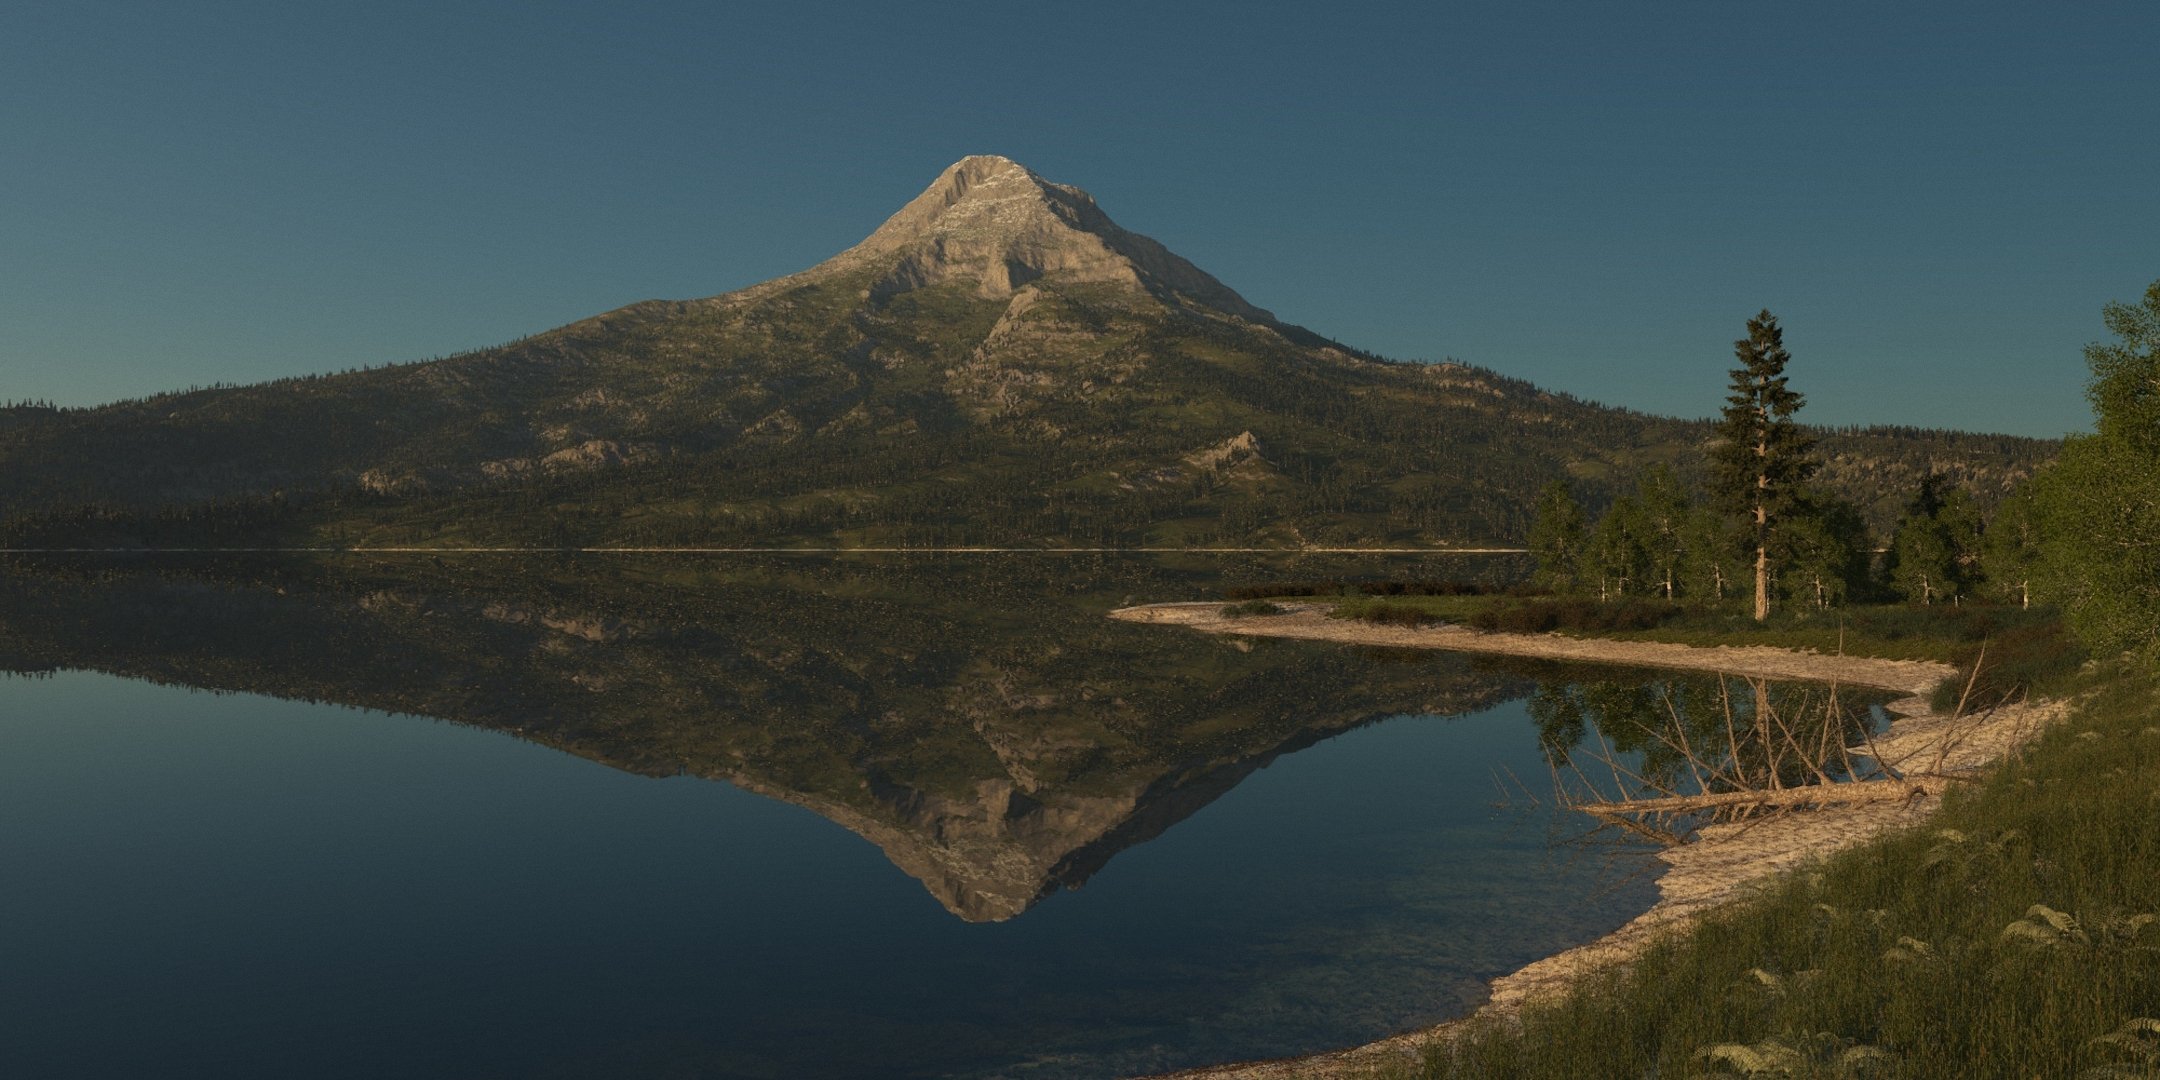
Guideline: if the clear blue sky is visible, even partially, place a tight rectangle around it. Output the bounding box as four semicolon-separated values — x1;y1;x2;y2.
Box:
4;1;2154;438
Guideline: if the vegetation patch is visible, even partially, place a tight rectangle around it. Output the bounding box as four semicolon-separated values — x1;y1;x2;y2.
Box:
1419;658;2160;1079
1223;579;1534;601
1468;597;1683;634
1328;597;1440;627
1931;618;2088;714
1599;604;2058;664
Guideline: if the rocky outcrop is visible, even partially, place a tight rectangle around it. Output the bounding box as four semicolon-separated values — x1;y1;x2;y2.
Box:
818;155;1276;321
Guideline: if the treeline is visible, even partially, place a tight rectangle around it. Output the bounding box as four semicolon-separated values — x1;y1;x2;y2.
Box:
1529;278;2160;662
1529;466;2018;609
0;273;2058;552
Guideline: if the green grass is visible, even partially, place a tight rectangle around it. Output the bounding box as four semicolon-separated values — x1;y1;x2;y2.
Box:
1409;657;2160;1080
1328;596;1449;626
1595;604;2063;664
1272;594;2062;664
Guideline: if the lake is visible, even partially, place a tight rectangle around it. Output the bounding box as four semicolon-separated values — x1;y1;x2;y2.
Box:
0;555;1874;1078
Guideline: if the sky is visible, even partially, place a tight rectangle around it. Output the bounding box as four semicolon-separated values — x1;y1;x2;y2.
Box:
4;0;2155;439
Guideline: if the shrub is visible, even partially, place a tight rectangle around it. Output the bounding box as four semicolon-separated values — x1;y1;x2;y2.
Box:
1224;579;1538;601
1219;599;1283;617
1469;598;1682;634
1328;598;1438;627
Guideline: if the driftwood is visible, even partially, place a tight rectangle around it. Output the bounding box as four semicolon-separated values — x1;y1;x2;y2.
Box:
1573;775;1964;819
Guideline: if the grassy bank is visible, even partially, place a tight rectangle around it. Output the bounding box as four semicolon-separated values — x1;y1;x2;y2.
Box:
1300;590;2064;665
1405;655;2160;1079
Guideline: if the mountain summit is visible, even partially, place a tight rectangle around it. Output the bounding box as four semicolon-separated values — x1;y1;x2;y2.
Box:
803;155;1274;321
0;157;2048;548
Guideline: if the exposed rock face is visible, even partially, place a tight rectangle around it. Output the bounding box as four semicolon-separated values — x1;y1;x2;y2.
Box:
817;155;1276;321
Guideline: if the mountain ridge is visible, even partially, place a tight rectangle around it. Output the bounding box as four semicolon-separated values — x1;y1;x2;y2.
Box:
0;156;2054;548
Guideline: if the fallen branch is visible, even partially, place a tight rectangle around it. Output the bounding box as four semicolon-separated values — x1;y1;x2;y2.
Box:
1573;776;1965;818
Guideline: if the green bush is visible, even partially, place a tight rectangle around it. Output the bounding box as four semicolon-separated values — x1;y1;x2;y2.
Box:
1328;598;1437;627
1224;579;1541;601
1469;598;1682;634
1218;599;1284;617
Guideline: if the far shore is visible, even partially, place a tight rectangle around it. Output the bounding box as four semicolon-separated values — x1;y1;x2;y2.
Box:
1111;601;2060;1080
1109;601;1948;696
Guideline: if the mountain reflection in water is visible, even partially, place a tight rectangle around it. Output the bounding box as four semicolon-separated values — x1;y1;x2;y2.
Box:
7;554;1830;1078
0;555;1541;922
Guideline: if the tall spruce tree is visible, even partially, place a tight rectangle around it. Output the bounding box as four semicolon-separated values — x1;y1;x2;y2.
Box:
1708;311;1820;621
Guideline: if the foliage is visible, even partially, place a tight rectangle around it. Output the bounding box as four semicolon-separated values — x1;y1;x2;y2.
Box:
2019;279;2160;655
1774;492;1873;609
1527;480;1587;592
1884;474;1983;604
1219;599;1283;617
0;277;2052;551
1681;502;1751;605
1631;464;1693;599
1979;485;2045;608
1221;577;1528;601
1550;462;1865;613
2087;280;2160;456
1468;597;1682;634
1708;311;1823;620
1541;601;2059;663
1328;597;1439;627
1580;493;1649;599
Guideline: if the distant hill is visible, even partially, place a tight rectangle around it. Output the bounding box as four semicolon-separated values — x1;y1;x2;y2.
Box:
0;156;2051;547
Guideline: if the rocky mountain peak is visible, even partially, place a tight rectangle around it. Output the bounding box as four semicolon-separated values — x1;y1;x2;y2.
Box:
815;155;1275;323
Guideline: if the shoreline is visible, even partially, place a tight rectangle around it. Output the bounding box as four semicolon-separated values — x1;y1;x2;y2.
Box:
1110;602;2061;1080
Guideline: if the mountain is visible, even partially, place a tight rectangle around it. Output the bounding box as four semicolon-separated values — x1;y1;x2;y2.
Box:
0;156;2050;548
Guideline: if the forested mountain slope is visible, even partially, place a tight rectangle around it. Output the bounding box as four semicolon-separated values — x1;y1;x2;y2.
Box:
0;156;2051;547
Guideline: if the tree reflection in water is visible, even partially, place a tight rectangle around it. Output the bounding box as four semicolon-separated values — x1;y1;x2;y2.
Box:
1525;670;1893;842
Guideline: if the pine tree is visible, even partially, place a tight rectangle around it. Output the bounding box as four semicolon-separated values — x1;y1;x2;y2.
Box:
1708;311;1820;621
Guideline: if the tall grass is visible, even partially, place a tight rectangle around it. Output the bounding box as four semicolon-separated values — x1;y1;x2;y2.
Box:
1929;619;2088;714
1330;597;1439;627
1468;597;1683;634
1224;580;1542;601
1417;659;2160;1079
1581;602;2063;663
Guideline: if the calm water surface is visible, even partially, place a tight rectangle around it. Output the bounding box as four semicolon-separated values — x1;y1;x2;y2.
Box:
0;557;1838;1078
